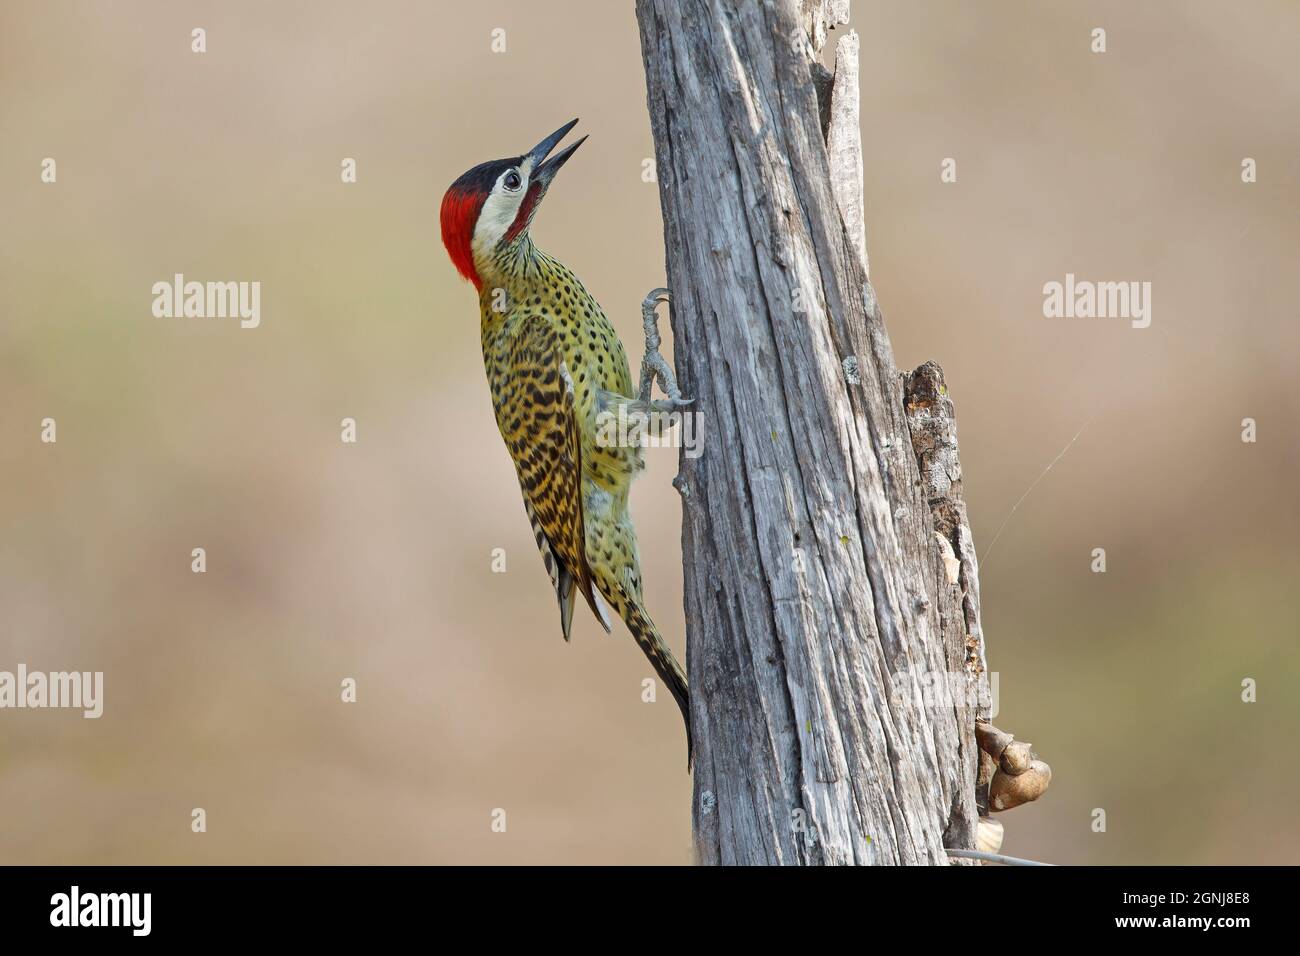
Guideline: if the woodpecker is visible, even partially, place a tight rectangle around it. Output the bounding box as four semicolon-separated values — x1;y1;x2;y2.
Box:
439;120;691;756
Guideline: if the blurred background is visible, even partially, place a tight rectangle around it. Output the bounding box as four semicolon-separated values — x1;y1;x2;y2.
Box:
1;0;1296;864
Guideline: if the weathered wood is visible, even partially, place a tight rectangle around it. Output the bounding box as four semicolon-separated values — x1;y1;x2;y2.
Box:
904;361;990;724
825;31;867;276
636;0;980;864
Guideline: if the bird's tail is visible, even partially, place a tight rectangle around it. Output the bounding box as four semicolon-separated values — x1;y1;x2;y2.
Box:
611;587;692;763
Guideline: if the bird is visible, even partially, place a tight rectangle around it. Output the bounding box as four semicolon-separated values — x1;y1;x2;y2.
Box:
439;119;692;757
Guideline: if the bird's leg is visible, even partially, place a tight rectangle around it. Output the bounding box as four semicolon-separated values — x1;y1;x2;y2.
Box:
637;286;692;408
628;287;692;440
596;289;693;446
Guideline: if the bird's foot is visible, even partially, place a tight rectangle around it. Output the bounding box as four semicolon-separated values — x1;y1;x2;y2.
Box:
638;288;693;411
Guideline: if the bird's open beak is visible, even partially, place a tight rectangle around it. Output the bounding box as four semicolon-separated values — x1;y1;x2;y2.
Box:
529;119;587;185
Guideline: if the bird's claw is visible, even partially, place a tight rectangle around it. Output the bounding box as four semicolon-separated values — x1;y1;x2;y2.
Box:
641;287;672;316
649;396;694;415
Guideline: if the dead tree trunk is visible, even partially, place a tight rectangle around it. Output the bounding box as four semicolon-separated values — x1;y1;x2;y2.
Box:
636;0;987;864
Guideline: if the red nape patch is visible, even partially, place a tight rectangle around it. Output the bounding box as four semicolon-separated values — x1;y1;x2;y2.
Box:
440;186;486;288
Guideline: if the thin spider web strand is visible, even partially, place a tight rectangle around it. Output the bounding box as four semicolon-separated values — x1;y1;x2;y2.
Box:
980;415;1096;567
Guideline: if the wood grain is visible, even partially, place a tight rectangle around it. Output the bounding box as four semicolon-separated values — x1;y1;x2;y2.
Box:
637;0;980;864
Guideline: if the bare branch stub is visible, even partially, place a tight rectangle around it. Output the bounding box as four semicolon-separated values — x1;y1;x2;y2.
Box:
906;365;1053;833
904;361;990;720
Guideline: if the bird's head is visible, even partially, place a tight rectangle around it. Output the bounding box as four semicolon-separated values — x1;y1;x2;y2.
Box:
440;119;586;289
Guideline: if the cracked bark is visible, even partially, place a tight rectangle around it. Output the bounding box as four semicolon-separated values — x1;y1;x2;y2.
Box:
637;0;981;863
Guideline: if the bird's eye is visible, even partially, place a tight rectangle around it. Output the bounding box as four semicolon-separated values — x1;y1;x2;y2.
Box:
503;170;522;191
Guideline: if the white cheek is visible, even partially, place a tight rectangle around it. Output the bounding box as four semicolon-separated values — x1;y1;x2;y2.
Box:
472;191;522;254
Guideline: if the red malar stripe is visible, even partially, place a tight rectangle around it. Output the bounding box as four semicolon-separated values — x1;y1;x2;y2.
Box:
503;182;542;244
